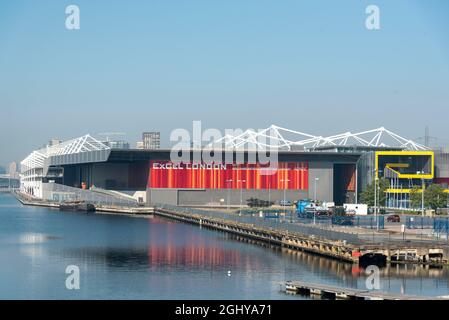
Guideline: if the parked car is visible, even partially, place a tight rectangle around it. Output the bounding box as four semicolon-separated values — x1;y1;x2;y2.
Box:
332;216;354;226
279;200;293;206
386;214;401;223
334;219;353;226
247;197;274;208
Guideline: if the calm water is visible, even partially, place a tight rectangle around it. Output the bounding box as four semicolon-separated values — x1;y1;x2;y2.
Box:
0;193;448;299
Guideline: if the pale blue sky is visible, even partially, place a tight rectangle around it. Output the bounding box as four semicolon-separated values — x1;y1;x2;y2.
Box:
0;0;449;165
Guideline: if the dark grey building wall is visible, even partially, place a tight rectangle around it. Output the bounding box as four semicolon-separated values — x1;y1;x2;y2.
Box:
91;163;130;189
147;189;178;205
178;189;308;206
357;152;375;199
62;162;130;189
147;188;308;206
308;161;333;202
435;151;449;178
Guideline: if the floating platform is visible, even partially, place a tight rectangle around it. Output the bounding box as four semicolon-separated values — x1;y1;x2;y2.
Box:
283;280;448;300
95;205;154;214
59;201;95;212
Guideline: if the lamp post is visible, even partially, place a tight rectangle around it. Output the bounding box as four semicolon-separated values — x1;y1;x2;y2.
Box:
226;179;233;210
417;171;425;217
421;177;425;217
237;179;246;212
280;178;290;222
280;179;290;206
447;193;449;215
376;177;380;231
268;181;271;205
313;178;320;225
373;168;379;231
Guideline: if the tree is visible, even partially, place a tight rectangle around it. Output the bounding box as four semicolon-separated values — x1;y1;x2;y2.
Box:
409;185;423;209
410;184;447;211
425;184;447;210
360;177;389;207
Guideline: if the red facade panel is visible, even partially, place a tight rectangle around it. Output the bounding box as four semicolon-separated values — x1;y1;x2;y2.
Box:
434;178;449;188
342;164;356;191
149;161;308;190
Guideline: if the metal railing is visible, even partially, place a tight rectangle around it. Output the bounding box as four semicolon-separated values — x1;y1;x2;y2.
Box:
155;204;362;244
434;218;449;235
296;213;385;229
42;183;138;207
331;215;385;229
155;204;449;246
405;216;435;229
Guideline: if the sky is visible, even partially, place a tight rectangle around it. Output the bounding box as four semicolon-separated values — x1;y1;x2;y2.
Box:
0;0;448;166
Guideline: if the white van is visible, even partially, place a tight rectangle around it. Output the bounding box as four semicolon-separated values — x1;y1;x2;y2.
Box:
343;203;368;216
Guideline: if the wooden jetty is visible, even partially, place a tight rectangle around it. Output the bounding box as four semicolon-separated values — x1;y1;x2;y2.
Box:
95;205;154;214
14;192;155;215
155;207;448;267
283;280;448;300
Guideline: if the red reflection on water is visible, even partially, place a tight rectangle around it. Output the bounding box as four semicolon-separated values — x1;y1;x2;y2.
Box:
147;221;264;269
351;266;362;275
147;243;264;269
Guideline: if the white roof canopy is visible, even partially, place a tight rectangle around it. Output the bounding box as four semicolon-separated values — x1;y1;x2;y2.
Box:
21;135;110;172
209;125;428;151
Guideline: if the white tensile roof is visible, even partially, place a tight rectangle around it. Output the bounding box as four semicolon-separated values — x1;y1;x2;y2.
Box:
21;135;110;172
208;125;428;151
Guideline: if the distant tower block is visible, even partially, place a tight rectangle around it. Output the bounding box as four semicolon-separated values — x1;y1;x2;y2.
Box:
142;132;160;149
48;138;62;147
9;162;18;179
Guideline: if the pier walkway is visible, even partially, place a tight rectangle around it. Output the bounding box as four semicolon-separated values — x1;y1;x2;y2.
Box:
154;205;449;266
12;191;449;267
282;280;449;300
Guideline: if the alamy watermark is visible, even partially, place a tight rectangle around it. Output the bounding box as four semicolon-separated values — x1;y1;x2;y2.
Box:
65;265;80;290
365;5;380;30
65;5;80;30
365;265;381;290
64;5;379;32
169;121;279;173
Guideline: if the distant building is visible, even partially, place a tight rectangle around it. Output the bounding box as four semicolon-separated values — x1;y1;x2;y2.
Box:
142;132;160;149
9;162;19;179
102;140;130;149
48;139;62;147
136;141;144;149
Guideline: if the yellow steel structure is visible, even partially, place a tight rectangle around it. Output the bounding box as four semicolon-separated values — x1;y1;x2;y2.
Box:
375;151;448;208
375;150;434;180
385;188;449;194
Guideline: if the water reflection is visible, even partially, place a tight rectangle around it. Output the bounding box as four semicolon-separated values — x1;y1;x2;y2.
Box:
229;233;448;278
1;193;448;299
18;233;60;244
59;244;259;272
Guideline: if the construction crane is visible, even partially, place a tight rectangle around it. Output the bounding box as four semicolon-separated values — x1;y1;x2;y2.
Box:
415;126;437;148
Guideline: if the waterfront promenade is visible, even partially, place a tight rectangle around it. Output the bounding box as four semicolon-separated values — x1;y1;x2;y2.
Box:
13;191;449;267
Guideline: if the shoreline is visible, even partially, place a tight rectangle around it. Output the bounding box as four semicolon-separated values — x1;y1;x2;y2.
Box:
11;191;449;267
